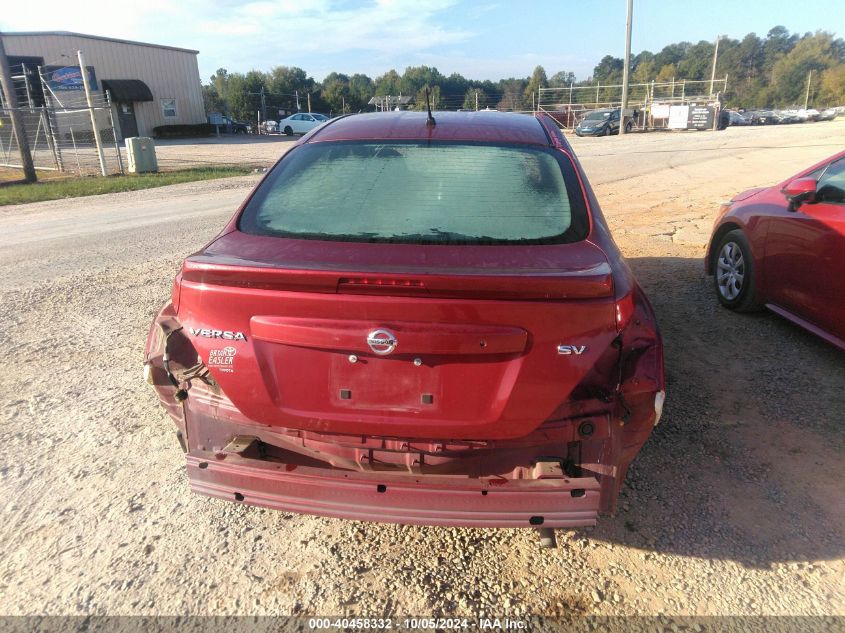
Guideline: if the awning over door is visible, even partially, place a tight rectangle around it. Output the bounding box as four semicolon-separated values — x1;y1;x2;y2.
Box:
101;79;154;102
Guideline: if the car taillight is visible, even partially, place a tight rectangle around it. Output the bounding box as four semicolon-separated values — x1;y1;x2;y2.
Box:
615;290;636;331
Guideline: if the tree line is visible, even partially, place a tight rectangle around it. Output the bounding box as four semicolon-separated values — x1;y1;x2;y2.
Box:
203;25;845;122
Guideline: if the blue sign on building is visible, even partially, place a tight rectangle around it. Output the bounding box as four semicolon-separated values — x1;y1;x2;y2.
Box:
44;66;98;91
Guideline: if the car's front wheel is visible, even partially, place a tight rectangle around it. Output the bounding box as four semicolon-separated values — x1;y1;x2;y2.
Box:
284;126;294;136
714;229;761;312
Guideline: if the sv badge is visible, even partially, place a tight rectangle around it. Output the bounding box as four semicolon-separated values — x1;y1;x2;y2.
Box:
557;345;587;355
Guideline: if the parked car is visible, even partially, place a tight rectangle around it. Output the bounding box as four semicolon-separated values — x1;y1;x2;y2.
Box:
748;110;778;125
818;107;839;121
207;113;251;134
278;112;329;135
774;110;801;124
726;110;751;126
574;108;632;136
706;150;845;351
262;120;278;134
144;111;665;532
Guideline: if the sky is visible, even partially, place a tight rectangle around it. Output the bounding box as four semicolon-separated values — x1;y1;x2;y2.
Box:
2;0;843;84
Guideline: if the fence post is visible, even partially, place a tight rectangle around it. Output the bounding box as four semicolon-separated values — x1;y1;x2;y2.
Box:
105;90;124;175
0;33;37;182
40;106;61;170
77;50;107;176
22;63;34;109
37;66;63;172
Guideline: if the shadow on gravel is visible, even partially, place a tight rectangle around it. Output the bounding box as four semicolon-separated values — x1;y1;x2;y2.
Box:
578;255;845;569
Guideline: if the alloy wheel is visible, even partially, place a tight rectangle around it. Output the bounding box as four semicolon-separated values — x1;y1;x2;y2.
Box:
717;241;745;300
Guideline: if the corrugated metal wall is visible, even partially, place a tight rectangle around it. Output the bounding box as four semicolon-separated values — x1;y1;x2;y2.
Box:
3;33;205;138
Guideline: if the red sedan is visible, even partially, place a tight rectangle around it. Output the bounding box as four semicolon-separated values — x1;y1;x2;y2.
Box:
144;111;664;532
706;150;845;350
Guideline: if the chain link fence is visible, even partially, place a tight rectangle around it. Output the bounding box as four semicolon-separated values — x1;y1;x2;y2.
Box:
538;78;728;129
1;62;124;177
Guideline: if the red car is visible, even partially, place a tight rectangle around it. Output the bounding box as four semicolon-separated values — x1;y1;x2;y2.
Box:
706;150;845;351
144;111;664;532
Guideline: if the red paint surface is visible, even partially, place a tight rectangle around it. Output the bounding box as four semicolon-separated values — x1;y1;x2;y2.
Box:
145;111;665;527
707;149;845;349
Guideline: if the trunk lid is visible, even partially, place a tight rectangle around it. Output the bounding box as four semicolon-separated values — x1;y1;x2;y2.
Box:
177;232;618;440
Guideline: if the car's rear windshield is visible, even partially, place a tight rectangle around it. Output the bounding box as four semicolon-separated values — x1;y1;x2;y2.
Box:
239;141;588;245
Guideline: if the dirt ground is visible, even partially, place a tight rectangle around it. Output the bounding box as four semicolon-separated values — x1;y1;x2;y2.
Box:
0;120;843;619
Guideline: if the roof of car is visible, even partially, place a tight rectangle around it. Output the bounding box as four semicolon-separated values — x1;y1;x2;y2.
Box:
306;111;554;146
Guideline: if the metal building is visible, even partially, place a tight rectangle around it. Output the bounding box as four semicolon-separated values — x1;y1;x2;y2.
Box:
3;31;205;140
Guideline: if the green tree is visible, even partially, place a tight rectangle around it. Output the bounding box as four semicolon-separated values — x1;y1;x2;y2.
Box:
374;69;402;96
772;32;842;105
267;66;314;98
819;65;845;105
348;73;375;111
653;43;690;73
202;84;223;115
462;87;488;110
497;79;526;111
655;64;677;82
677;40;716;81
592;55;623;83
413;85;441;111
763;26;799;80
401;66;443;97
224;72;262;121
524;65;548;104
549;70;576;87
321;72;351;113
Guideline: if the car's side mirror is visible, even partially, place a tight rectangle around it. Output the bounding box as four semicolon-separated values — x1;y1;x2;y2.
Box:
782;177;817;211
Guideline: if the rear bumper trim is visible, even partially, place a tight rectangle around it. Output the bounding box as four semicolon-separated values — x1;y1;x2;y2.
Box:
186;453;601;528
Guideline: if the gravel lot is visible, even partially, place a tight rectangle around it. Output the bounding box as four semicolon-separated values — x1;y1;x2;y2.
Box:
0;120;843;619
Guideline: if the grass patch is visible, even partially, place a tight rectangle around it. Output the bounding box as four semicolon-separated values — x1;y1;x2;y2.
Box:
0;166;257;206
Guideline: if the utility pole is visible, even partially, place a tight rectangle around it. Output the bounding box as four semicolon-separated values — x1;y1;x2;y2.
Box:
78;50;107;176
804;69;813;110
307;91;311;113
0;33;37;182
295;90;301;111
620;0;633;134
475;90;479;111
260;85;266;123
709;35;722;97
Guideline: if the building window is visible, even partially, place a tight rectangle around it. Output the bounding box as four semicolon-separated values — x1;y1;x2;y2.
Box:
161;98;177;118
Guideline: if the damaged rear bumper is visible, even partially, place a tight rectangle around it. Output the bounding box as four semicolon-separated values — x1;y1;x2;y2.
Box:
187;451;601;528
146;301;663;529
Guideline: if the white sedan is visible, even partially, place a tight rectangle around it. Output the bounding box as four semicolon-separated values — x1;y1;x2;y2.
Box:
278;113;329;135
